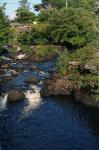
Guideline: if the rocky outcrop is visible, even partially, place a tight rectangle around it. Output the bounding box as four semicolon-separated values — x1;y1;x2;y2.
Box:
7;90;25;102
41;74;99;108
41;75;74;97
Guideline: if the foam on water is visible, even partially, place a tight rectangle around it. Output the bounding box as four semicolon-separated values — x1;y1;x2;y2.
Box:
24;85;42;110
17;54;26;60
19;85;42;120
0;93;8;109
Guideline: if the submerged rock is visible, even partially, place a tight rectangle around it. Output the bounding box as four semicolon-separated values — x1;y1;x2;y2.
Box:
7;90;25;102
29;66;41;71
11;70;19;76
26;77;40;84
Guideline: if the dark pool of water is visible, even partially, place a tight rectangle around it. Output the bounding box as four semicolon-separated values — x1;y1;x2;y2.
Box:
0;58;99;150
0;97;99;150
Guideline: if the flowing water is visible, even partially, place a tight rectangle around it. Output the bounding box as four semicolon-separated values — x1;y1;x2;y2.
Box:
0;55;99;150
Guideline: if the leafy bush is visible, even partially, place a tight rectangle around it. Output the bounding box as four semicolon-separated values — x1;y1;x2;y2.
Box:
47;7;98;48
17;23;50;45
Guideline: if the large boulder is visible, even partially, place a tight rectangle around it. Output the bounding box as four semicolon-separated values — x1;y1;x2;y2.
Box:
7;90;25;102
26;77;40;84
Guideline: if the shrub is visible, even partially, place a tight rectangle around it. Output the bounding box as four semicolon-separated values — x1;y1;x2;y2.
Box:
57;40;99;74
21;45;32;54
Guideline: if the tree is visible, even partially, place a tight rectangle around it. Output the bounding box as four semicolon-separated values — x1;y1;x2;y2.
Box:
47;7;98;48
34;0;66;11
34;0;97;11
19;0;30;9
16;0;35;24
0;5;11;49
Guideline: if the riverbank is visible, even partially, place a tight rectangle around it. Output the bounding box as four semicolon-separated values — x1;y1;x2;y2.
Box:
41;73;99;108
0;47;99;108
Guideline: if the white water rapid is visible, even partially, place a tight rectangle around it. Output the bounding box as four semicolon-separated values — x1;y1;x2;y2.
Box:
0;93;8;109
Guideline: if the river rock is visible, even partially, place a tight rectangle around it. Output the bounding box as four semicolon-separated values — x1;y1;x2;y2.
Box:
1;63;11;69
7;90;25;102
29;53;56;62
11;70;19;76
26;77;40;84
16;54;26;60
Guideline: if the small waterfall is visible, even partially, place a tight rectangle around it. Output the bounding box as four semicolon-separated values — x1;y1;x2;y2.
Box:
24;85;42;111
19;85;42;120
0;93;8;109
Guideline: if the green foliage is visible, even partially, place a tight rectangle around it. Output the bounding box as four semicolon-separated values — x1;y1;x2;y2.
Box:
17;31;32;45
34;0;66;11
33;0;99;48
57;39;99;74
68;0;97;10
0;5;12;49
57;50;69;74
80;75;99;93
16;8;35;24
34;0;97;11
21;44;32;54
19;0;30;9
17;23;50;45
47;7;98;47
18;0;99;49
37;10;50;22
16;0;35;24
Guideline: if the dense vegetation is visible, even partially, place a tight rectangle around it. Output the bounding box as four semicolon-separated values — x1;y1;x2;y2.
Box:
0;4;12;49
17;0;99;47
16;0;99;98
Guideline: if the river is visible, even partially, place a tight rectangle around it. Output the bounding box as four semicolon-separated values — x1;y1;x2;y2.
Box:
0;54;99;150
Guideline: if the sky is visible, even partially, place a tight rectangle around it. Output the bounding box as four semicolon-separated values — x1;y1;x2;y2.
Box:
0;0;41;19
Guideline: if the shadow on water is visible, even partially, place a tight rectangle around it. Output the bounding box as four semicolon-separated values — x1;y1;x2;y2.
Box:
0;96;99;150
53;96;99;136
